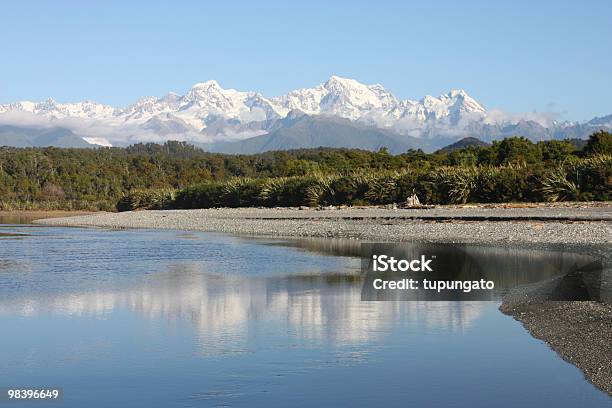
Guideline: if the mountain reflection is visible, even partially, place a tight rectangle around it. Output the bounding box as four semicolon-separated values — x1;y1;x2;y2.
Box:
1;228;606;357
0;264;484;352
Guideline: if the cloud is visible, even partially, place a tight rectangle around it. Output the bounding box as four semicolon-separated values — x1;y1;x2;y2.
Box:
82;137;112;147
483;108;562;127
0;104;573;147
0;111;212;146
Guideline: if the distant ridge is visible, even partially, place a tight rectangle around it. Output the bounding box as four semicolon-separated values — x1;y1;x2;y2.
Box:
436;137;490;153
0;125;93;148
203;114;425;154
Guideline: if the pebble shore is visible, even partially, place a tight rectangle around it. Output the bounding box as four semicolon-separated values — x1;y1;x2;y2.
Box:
35;205;612;245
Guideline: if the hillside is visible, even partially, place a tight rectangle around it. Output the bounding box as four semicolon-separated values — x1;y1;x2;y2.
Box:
204;115;423;154
436;137;490;152
0;125;92;148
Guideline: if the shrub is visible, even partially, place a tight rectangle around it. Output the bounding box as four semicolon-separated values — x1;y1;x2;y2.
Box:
306;173;339;206
219;178;264;207
433;167;478;204
540;154;611;201
540;166;580;202
167;155;610;209
260;177;314;207
365;171;403;204
116;189;177;211
471;165;541;203
174;183;222;209
332;172;373;205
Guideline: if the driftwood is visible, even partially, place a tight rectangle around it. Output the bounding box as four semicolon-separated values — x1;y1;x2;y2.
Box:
398;192;434;209
406;193;421;206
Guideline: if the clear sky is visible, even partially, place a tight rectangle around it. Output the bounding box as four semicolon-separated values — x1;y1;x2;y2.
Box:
2;0;611;121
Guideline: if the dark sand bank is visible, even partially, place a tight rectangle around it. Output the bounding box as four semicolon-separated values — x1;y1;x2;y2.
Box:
501;282;611;394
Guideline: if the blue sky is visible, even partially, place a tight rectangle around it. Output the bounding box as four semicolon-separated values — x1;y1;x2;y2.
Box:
2;0;611;121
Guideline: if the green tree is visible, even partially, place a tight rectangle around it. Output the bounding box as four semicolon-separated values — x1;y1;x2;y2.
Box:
281;159;320;176
538;140;576;162
493;137;542;165
584;130;612;155
447;148;479;166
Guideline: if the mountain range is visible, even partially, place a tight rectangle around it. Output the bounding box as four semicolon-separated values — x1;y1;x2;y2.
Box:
1;76;610;153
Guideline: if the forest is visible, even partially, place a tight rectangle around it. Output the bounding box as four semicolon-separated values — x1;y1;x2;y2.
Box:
0;131;610;211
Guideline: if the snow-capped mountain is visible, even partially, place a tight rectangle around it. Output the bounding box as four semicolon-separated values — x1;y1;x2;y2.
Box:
1;98;116;119
271;75;401;120
0;75;609;150
0;76;487;134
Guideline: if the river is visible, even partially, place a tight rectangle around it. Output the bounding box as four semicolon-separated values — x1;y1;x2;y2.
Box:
0;223;609;407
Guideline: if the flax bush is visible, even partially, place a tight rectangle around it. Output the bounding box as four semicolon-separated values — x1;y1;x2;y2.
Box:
117;155;611;210
116;189;177;211
540;154;611;202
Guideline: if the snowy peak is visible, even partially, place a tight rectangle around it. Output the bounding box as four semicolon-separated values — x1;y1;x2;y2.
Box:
587;113;612;127
442;89;486;115
0;75;519;147
270;76;486;126
325;75;355;86
270;76;397;117
0;99;115;119
0;76;486;129
270;75;402;121
318;75;399;118
367;83;399;110
178;80;279;125
408;89;487;124
190;79;221;90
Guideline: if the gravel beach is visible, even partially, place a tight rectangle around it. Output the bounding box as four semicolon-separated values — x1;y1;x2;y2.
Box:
36;204;612;394
35;205;612;245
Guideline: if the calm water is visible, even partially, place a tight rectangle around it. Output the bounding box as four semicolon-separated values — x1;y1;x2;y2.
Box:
0;224;609;407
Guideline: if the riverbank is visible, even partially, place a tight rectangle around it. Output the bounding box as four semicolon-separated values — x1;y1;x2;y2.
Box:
501;289;612;394
35;204;611;395
0;210;97;224
35;204;612;245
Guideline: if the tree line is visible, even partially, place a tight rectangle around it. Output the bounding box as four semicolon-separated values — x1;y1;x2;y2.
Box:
0;131;610;210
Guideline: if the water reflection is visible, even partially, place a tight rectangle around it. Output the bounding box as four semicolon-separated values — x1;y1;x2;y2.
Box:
269;238;607;301
0;229;605;352
0;227;609;407
0;263;485;352
361;243;605;301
